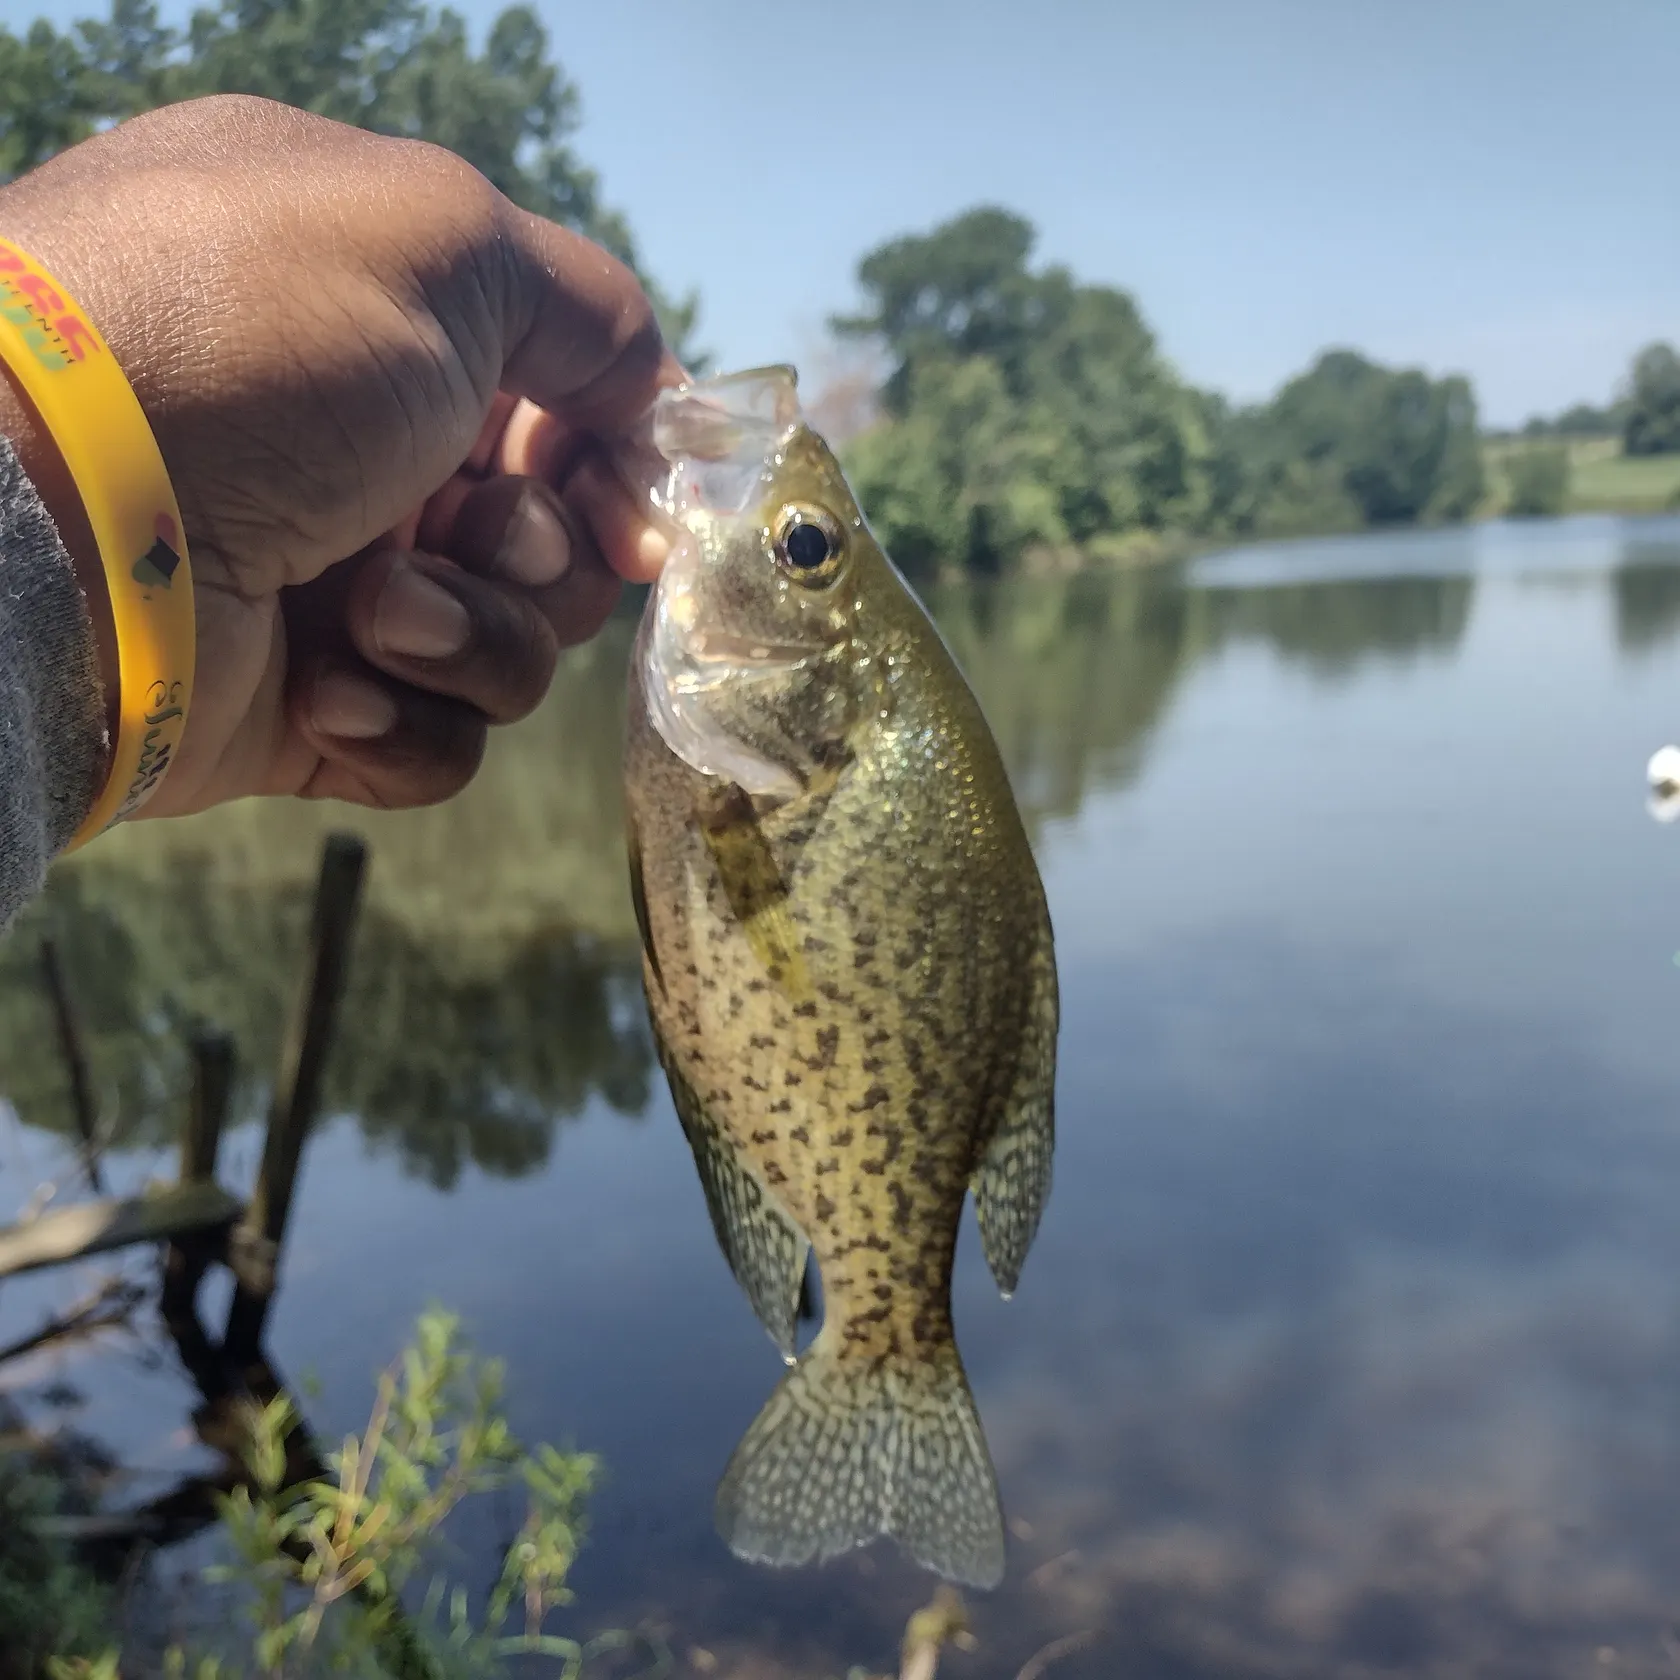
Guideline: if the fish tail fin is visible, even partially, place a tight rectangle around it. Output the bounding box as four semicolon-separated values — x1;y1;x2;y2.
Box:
714;1327;1004;1589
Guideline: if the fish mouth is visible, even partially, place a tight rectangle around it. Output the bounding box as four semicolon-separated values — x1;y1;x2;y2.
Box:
683;630;823;669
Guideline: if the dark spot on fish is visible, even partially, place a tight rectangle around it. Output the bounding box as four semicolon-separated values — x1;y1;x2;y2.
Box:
815;1157;839;1176
832;1128;854;1147
802;1026;839;1070
784;1070;803;1088
750;1129;778;1145
792;1001;819;1019
748;1033;774;1050
864;1028;891;1049
873;1284;893;1302
860;1056;885;1074
762;1161;787;1186
817;981;846;1004
769;1098;792;1113
801;933;831;954
861;1158;885;1175
851;1085;890;1112
747;978;766;993
814;1193;836;1223
790;1125;810;1146
888;1182;912;1232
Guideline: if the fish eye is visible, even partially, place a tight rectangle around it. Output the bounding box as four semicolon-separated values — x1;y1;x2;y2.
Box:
772;505;845;585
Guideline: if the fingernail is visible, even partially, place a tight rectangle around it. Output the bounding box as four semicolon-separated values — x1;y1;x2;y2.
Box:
374;559;471;659
495;487;572;586
313;671;398;740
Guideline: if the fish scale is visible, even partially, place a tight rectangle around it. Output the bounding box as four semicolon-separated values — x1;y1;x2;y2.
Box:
622;364;1057;1589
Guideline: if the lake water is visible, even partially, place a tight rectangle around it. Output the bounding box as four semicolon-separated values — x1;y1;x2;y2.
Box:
3;514;1680;1677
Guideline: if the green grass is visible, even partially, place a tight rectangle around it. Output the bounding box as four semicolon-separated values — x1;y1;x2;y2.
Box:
1481;435;1680;516
1567;445;1680;511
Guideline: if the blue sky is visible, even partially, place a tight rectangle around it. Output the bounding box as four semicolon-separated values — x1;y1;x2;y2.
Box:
3;0;1674;424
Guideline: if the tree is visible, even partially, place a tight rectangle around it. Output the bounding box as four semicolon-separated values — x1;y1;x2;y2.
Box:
1504;444;1570;518
836;206;1218;574
833;206;1048;413
1623;342;1680;457
0;0;700;358
1225;350;1483;532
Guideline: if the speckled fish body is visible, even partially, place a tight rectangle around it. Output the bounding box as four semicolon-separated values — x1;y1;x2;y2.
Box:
622;367;1057;1589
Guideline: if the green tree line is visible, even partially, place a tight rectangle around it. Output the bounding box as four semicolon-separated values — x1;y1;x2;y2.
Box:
3;1;1674;577
835;207;1487;577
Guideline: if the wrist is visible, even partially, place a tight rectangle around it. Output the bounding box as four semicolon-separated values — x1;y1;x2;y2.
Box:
0;360;119;750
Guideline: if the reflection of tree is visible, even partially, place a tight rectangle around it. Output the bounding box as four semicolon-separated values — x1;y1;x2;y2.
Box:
929;569;1196;830
1613;551;1680;656
0;559;1499;1178
1195;574;1475;679
0;861;651;1186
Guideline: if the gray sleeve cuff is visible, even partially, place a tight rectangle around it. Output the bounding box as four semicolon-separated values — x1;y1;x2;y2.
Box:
0;432;108;931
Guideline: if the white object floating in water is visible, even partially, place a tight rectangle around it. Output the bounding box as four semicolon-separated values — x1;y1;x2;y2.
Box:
1648;745;1680;823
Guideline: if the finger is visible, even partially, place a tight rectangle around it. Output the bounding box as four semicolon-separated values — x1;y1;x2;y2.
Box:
414;474;474;554
345;548;560;726
495;204;667;435
442;476;624;648
563;452;668;584
294;662;488;811
467;391;520;475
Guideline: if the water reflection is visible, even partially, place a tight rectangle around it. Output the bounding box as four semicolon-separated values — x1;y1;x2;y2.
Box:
5;517;1680;1675
10;525;1676;1176
1615;551;1680;656
0;869;650;1183
1197;573;1475;678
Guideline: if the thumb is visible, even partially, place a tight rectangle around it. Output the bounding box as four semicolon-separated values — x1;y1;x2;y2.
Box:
494;202;671;438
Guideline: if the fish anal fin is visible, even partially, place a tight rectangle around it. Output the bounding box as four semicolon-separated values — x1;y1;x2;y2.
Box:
715;1329;1004;1590
660;1044;807;1358
972;918;1058;1298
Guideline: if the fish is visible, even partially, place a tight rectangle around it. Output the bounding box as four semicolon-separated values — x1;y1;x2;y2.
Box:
621;366;1058;1589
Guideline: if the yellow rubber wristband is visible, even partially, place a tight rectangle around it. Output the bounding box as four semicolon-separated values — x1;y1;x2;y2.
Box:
0;237;194;850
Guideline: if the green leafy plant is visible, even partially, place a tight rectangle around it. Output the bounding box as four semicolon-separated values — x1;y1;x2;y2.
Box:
41;1309;668;1680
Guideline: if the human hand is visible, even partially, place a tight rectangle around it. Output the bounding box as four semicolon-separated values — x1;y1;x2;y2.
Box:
0;94;676;820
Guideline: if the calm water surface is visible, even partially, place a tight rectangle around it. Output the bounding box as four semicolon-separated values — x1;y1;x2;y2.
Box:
3;515;1680;1677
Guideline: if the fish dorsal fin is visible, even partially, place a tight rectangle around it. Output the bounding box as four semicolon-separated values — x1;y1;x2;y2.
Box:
658;1040;809;1358
971;915;1058;1298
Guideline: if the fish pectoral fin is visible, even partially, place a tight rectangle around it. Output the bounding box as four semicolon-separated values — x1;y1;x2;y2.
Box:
698;784;812;998
626;811;664;994
660;1044;808;1358
972;919;1058;1299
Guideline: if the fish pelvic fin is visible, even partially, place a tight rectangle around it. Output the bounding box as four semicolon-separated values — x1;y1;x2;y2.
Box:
973;915;1058;1297
714;1328;1005;1590
659;1041;808;1358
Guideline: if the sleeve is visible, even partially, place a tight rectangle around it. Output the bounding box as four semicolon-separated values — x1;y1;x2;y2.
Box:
0;433;107;933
